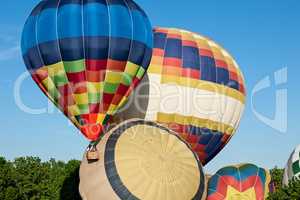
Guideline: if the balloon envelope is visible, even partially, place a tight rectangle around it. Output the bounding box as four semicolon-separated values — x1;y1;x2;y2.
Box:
207;163;273;200
283;145;300;185
21;0;153;141
115;27;246;165
79;119;206;200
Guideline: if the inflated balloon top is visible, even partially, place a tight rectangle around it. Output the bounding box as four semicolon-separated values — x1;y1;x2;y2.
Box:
115;27;246;165
21;0;153;141
207;163;273;200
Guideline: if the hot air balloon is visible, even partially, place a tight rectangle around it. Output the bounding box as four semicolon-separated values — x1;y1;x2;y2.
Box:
206;163;273;200
114;27;246;165
283;145;300;186
79;119;207;200
21;0;153;142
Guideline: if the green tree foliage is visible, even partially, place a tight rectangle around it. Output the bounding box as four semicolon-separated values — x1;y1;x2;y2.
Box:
270;167;284;190
268;179;300;200
267;167;300;200
1;157;300;200
0;157;81;200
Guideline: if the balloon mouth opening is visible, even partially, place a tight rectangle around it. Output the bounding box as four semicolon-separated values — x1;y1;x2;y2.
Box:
80;124;103;141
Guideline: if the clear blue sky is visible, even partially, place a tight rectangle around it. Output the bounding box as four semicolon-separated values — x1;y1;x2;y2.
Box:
0;0;299;173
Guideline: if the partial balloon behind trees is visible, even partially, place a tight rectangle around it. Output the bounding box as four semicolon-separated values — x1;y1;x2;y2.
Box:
283;145;300;186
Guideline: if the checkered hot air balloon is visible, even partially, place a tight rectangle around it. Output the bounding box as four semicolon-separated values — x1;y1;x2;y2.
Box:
114;27;246;165
21;0;153;141
207;163;273;200
283;145;300;186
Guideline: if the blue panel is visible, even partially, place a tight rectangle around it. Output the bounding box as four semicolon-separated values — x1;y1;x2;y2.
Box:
30;1;48;16
59;38;84;61
109;38;131;61
165;38;182;58
57;4;83;39
38;41;61;66
37;9;58;44
200;56;216;82
216;67;229;85
21;16;38;54
207;175;220;194
144;16;153;48
154;32;167;49
23;36;150;65
128;41;145;66
240;165;258;181
28;0;146;15
83;3;109;37
109;5;132;39
59;0;81;6
23;48;44;71
141;47;152;69
85;36;109;60
84;0;107;5
258;169;267;184
205;134;222;154
198;130;213;145
131;11;147;45
229;80;239;90
217;167;240;180
182;46;200;69
125;0;147;17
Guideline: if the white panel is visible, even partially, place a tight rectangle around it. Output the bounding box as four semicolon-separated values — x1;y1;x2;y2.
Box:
146;74;245;127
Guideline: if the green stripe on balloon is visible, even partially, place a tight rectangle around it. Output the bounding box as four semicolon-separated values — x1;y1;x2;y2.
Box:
53;74;68;86
121;74;133;86
88;93;101;104
104;83;119;93
64;60;85;73
78;104;89;114
136;67;145;79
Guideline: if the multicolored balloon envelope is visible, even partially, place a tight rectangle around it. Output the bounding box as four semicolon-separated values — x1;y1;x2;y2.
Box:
21;0;153;141
114;27;246;165
79;119;206;200
283;145;300;186
207;163;273;200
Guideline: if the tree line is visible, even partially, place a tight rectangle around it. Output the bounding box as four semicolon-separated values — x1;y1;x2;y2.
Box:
0;157;299;200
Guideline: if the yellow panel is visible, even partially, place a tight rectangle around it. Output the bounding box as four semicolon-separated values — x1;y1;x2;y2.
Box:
41;77;56;90
68;105;80;116
196;39;211;49
47;62;64;75
105;71;123;84
74;93;89;105
157;112;235;135
150;55;164;65
107;104;117;115
148;64;163;74
96;114;106;124
87;82;103;93
161;75;245;104
181;32;194;41
124;62;139;76
211;46;225;61
117;96;129;109
225;186;256;200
